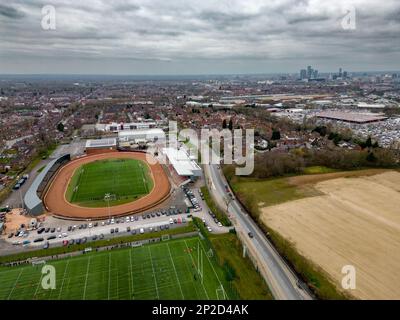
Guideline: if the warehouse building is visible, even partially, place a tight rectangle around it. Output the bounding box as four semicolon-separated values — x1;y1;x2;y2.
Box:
316;111;388;124
118;129;165;144
96;121;158;132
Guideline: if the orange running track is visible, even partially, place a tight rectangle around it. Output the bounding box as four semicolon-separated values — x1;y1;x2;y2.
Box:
43;152;171;220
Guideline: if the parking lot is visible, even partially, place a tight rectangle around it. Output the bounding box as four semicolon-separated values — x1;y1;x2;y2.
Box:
1;184;229;254
182;186;228;234
5;208;192;249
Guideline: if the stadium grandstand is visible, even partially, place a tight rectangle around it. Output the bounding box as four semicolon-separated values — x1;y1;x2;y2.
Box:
24;154;70;215
85;138;117;154
162;147;202;185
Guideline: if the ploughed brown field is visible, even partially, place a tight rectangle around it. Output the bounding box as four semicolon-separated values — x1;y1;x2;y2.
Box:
260;171;400;300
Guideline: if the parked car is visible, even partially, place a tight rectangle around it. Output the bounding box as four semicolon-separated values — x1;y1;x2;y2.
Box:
34;237;44;243
43;242;49;249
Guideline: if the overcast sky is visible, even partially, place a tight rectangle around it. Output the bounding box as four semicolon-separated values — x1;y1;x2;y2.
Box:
0;0;399;75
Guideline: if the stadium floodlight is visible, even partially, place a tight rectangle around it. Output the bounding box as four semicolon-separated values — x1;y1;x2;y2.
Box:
104;193;112;220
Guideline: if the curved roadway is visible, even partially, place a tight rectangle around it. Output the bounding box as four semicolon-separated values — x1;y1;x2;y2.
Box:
205;163;313;300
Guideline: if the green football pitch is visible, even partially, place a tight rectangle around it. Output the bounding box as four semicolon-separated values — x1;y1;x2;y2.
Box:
0;237;230;300
66;158;153;207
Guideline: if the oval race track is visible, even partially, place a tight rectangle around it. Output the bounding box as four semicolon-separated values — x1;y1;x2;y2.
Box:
43;152;171;220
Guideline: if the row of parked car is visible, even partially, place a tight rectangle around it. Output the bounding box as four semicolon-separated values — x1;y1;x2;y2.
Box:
208;210;223;227
183;187;202;212
142;207;183;220
12;174;29;190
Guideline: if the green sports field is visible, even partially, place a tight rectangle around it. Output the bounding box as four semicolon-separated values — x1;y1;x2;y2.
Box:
0;237;230;300
66;158;153;207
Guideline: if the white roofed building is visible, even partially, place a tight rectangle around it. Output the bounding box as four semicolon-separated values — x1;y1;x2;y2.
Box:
118;129;165;143
162;147;202;180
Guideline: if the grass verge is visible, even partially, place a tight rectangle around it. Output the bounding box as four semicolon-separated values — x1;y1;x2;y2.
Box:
193;218;272;300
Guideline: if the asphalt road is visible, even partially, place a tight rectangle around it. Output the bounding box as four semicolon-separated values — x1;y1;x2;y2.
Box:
205;163;313;300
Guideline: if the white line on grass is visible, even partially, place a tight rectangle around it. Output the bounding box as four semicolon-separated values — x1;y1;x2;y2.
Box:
7;269;23;300
166;243;185;299
183;240;210;300
198;240;229;300
58;260;70;300
82;257;91;300
129;249;134;299
108;253;111;300
33;266;46;298
148;246;160;299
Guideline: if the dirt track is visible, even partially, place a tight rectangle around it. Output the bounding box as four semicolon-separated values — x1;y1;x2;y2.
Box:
43;152;171;220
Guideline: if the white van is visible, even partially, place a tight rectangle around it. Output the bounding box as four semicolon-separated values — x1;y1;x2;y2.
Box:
139;228;145;234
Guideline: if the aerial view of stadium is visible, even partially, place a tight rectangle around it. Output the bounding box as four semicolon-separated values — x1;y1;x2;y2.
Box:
1;0;400;315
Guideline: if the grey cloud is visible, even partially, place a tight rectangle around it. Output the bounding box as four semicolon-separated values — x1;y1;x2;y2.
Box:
0;4;25;19
0;0;399;74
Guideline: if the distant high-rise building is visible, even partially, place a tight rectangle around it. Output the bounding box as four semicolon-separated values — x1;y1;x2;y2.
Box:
307;66;313;79
339;68;343;78
313;69;319;79
300;69;307;79
343;71;348;78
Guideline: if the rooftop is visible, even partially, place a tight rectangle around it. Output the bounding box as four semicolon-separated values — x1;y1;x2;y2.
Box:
316;111;388;124
162;147;201;176
85;138;117;148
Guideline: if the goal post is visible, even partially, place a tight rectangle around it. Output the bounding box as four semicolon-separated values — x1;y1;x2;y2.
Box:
216;284;227;300
161;234;170;241
31;260;46;266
